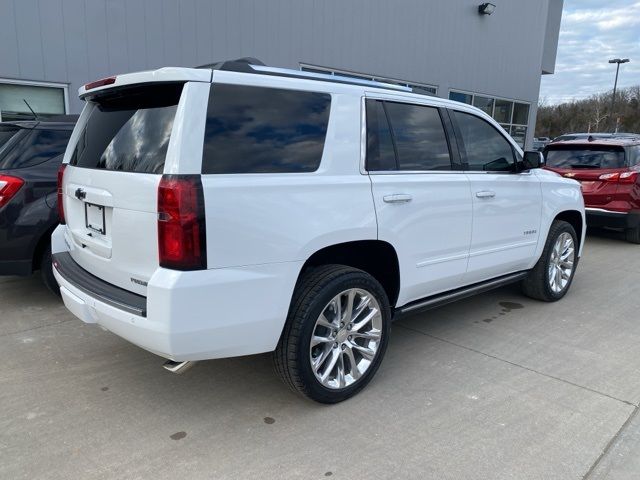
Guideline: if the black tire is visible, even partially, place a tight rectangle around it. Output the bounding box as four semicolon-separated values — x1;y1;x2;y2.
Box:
626;225;640;244
521;220;578;302
40;245;61;297
273;265;391;403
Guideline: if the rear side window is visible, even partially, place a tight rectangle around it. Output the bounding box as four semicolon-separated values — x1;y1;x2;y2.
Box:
453;111;515;172
384;102;451;171
202;84;331;174
0;128;71;170
627;146;640;166
545;146;626;169
71;83;183;174
365;100;396;171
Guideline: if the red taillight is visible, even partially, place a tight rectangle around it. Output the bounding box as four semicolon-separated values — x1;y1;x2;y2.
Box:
57;164;67;224
599;172;620;182
619;171;638;184
84;76;116;90
598;171;639;184
0;175;25;208
157;175;207;270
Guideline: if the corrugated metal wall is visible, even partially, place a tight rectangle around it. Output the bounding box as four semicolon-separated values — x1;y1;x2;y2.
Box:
0;0;561;146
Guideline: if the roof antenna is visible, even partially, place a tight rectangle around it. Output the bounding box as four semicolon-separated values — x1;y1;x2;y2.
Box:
23;99;40;120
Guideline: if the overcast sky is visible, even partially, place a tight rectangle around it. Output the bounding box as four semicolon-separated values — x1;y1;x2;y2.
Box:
539;0;640;105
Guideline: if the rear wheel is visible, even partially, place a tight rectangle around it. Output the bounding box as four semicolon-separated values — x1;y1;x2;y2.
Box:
626;225;640;244
40;245;60;297
274;265;391;403
522;220;578;302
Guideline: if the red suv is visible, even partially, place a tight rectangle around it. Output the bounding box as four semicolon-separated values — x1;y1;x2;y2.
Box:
544;137;640;243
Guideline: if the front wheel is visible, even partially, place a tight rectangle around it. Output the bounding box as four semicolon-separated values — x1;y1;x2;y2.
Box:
522;220;578;302
274;265;391;403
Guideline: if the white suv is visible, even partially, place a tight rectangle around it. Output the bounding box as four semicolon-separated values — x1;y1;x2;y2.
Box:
52;59;585;403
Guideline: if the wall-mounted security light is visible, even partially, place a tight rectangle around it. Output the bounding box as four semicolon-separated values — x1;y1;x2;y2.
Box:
478;3;496;15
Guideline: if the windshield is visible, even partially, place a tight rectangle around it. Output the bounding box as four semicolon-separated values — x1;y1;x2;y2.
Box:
71;83;183;174
545;147;626;169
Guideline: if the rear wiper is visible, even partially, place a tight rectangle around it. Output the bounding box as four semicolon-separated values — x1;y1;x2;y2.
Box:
569;164;599;169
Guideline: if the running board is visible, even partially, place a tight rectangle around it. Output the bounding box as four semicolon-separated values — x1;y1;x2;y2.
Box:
395;271;529;319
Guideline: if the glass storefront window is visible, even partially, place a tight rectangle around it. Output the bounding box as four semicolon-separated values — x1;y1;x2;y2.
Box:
449;91;473;104
300;65;438;96
473;95;494;116
512;102;530;125
0;83;66;121
510;125;527;148
493;99;513;124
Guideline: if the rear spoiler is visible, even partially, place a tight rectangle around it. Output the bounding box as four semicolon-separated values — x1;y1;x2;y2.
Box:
79;67;212;99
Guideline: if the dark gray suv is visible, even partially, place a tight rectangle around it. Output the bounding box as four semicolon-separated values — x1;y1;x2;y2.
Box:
0;116;77;292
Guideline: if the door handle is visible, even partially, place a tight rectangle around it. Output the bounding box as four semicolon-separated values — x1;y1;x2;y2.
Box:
383;194;412;204
475;190;496;199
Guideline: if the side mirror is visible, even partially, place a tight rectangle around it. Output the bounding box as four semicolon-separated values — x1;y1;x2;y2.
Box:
522;151;543;170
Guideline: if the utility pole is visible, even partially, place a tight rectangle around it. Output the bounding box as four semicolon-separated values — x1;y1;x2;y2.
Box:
608;58;630;131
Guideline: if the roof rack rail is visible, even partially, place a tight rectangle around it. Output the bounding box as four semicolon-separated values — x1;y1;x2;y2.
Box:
196;57;266;72
195;57;412;93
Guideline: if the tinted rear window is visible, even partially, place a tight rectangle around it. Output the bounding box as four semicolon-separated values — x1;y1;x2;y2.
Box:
365;100;396;171
70;83;183;174
0;126;20;149
384;102;451;171
202;84;331;174
0;128;72;170
545;147;626;169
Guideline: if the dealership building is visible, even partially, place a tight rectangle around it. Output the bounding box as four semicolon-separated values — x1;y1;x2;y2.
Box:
0;0;562;148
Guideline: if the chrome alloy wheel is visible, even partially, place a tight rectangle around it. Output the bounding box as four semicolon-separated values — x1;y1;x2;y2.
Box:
309;288;383;389
548;232;575;294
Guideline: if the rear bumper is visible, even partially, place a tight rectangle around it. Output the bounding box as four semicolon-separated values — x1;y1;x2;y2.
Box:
51;234;301;361
585;208;640;230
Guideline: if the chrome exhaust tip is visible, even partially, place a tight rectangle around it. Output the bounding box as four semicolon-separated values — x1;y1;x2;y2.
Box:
162;360;196;374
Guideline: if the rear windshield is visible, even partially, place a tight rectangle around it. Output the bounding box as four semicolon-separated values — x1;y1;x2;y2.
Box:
0;125;20;149
0;128;72;170
70;83;183;174
545;146;626;169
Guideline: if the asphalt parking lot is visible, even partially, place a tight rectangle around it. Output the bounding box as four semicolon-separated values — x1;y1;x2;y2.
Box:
1;231;639;480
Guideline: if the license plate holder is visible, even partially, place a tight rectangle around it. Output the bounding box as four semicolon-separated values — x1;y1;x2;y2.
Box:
85;202;106;235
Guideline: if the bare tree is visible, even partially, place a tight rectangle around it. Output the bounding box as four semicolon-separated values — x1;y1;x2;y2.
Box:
535;85;640;138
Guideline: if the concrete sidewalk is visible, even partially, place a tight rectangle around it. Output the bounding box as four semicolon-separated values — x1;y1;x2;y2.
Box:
1;231;639;479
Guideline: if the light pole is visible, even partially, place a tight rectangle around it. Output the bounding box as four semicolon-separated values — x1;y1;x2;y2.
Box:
608;58;629;131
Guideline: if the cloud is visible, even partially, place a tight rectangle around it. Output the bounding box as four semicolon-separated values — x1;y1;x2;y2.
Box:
540;0;640;105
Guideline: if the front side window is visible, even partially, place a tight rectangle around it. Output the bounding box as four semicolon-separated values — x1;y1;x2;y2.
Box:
0;128;72;169
384;102;451;171
71;83;183;174
202;84;331;174
454;111;515;172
